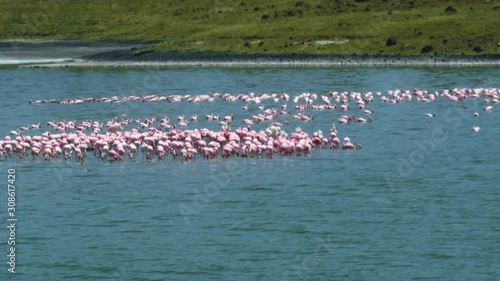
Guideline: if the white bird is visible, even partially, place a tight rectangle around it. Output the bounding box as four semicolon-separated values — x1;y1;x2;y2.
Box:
363;109;375;115
29;122;42;130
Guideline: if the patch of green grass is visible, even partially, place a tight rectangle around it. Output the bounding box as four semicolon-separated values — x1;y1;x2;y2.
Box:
0;0;498;55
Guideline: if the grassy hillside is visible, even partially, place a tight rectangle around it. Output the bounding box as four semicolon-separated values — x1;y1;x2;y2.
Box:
0;0;499;55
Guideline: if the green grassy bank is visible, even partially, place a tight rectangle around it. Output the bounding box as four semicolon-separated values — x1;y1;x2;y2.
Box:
0;0;499;55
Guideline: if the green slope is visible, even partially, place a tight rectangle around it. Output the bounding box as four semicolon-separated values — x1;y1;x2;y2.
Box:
0;0;499;55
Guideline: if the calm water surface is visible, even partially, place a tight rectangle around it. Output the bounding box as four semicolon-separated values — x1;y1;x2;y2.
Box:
0;66;499;280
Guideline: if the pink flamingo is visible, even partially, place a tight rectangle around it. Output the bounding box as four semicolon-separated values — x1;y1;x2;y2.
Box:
342;137;356;149
355;117;373;123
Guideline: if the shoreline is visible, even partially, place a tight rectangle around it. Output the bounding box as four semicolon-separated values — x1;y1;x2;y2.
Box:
1;40;499;67
29;50;500;68
23;57;500;68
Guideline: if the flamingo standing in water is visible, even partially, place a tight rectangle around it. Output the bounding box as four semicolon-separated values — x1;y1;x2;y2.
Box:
9;130;22;135
342;137;355;149
24;87;500;108
342;137;362;150
1;117;362;162
354;117;373;123
29;123;42;130
178;120;189;127
329;132;340;149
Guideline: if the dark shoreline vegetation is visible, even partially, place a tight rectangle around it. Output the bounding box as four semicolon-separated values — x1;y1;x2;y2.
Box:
1;0;499;57
81;49;500;64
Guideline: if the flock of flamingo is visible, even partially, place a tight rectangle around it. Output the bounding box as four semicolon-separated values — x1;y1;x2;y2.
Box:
2;87;497;163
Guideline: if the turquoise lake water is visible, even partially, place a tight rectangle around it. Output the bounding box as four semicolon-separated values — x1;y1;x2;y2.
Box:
0;66;499;280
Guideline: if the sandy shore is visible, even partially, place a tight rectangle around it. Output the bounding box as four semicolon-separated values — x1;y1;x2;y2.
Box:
2;40;499;67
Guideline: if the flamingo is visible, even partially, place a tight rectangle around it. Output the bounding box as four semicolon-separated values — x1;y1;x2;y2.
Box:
363;109;375;115
355;117;373;123
29;122;41;130
329;133;340;149
28;99;47;105
20;87;500;109
178;120;189;127
107;123;125;133
19;86;500;163
223;114;234;122
341;137;361;150
342;137;355;149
